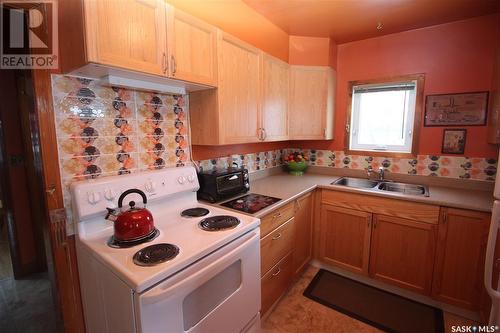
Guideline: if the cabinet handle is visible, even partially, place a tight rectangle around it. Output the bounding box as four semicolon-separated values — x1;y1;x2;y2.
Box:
273;212;282;219
262;128;267;141
171;55;177;76
162;53;167;74
257;128;263;141
373;220;377;228
367;220;371;227
272;233;282;240
442;214;447;224
272;267;281;277
323;128;326;138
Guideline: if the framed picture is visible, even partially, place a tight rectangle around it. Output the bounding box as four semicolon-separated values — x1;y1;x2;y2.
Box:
424;91;489;126
442;129;467;154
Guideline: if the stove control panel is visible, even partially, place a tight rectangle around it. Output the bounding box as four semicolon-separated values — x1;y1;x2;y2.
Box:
71;166;200;220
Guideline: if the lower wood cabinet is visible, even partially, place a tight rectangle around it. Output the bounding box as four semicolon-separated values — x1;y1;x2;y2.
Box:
260;218;294;275
369;214;437;294
432;208;490;310
318;190;492;315
261;253;293;315
259;193;314;316
319;204;372;275
292;192;313;277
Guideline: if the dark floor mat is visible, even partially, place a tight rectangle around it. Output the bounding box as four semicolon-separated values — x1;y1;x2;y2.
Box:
303;269;444;333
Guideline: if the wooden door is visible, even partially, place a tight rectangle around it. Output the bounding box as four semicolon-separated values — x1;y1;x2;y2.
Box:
167;6;217;86
292;193;313;277
432;208;490;310
84;0;167;75
369;214;437;294
289;66;334;140
319;204;372;275
261;54;289;141
218;33;261;144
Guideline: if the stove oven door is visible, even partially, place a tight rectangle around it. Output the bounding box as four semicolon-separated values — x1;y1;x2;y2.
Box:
135;229;261;333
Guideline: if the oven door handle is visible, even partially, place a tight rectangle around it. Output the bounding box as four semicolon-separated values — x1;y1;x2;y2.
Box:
141;230;259;305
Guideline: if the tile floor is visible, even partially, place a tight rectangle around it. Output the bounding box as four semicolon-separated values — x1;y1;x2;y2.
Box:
0;223;60;332
262;266;478;333
0;272;59;332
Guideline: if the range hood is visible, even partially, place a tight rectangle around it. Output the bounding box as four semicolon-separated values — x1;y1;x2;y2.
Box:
69;62;214;94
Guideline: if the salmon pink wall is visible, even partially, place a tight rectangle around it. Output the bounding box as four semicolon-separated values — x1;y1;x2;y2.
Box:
167;0;289;62
289;36;330;66
295;14;500;158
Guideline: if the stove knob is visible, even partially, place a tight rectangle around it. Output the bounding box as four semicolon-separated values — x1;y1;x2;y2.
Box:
187;175;195;183
144;180;156;193
104;189;116;201
245;183;250;189
177;176;186;184
87;191;101;204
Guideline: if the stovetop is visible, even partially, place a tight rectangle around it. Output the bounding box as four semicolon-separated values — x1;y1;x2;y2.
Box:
221;193;281;214
72;166;260;292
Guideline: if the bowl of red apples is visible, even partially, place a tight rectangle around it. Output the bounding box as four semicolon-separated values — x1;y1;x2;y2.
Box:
283;152;309;176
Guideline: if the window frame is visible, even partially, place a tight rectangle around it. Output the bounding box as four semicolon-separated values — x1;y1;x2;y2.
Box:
344;74;425;158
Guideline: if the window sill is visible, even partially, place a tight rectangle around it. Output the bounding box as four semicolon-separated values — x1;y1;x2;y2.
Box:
344;149;417;159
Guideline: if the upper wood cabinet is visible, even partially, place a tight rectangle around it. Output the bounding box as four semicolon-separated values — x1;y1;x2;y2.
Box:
190;32;263;145
432;208;491;310
261;55;289;142
84;0;167;76
289;66;335;140
218;34;261;144
369;214;437;295
60;1;218;87
319;204;372;275
167;8;218;86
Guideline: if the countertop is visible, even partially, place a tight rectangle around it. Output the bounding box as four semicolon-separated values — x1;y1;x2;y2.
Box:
226;171;494;217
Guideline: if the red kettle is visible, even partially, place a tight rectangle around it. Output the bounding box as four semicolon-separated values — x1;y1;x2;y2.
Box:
105;189;155;241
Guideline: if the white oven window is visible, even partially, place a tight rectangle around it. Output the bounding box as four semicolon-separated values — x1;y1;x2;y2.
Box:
182;260;242;330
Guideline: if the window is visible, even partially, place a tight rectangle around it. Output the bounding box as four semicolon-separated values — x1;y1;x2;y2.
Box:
346;74;424;156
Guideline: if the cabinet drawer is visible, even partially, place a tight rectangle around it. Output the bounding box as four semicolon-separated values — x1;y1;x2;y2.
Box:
322;190;439;224
261;253;293;316
261;218;294;276
260;202;295;237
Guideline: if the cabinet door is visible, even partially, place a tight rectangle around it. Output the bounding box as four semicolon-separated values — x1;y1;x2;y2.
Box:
289;66;334;140
292;193;313;277
261;54;289;141
319;204;372;275
432;208;490;310
261;253;293;316
218;33;261;144
168;7;217;86
369;215;437;295
84;0;167;75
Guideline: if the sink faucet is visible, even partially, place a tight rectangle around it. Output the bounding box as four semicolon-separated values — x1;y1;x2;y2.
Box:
378;167;385;181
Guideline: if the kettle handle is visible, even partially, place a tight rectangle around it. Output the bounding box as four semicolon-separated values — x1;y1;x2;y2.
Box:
118;189;148;208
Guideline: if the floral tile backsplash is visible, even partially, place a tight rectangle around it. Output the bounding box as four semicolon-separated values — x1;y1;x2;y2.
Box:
51;74;190;234
199;149;497;182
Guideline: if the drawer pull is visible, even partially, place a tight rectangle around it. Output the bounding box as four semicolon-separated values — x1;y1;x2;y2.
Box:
272;233;282;240
272;267;281;277
273;212;282;219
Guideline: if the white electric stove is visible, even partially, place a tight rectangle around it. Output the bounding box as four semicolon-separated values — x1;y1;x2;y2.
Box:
71;166;261;333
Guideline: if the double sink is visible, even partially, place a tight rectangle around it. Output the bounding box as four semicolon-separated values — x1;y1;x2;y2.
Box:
332;177;430;197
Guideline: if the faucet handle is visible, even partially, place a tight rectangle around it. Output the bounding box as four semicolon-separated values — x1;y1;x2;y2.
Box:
366;166;373;177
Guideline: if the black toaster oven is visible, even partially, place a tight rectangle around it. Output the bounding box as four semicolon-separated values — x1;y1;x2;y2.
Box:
197;168;249;203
